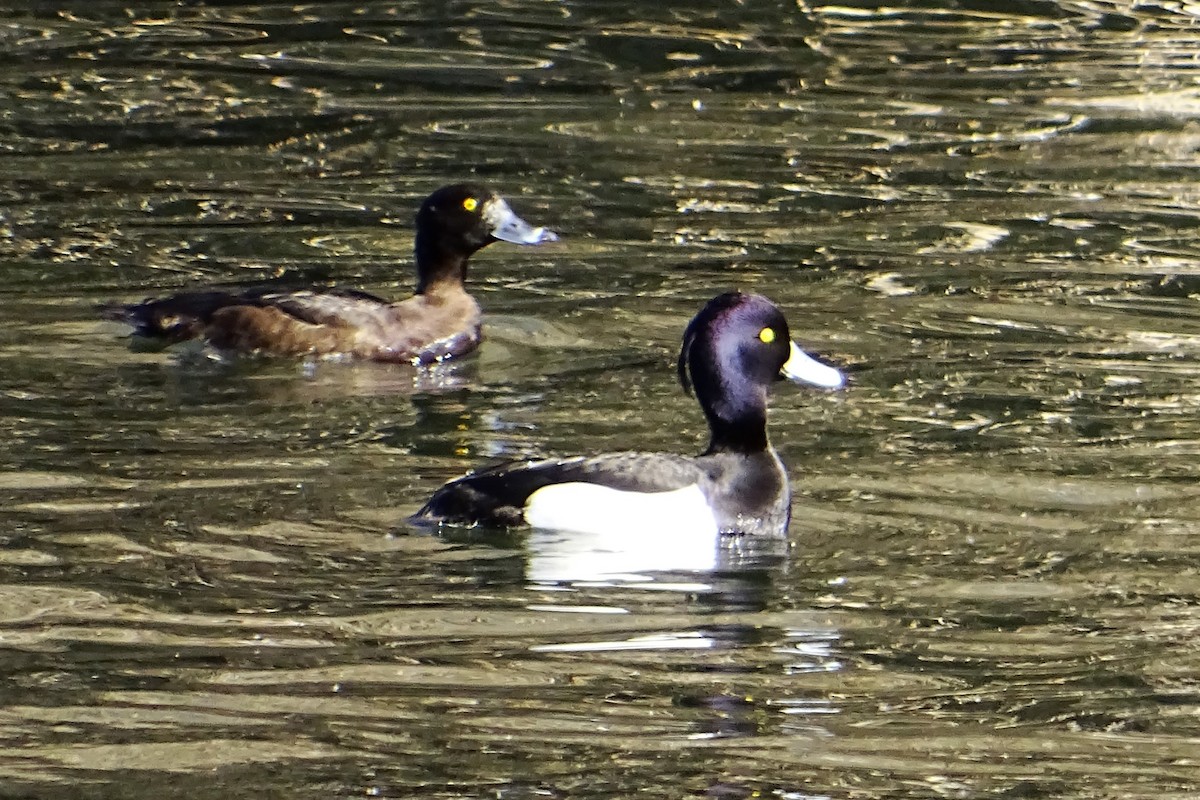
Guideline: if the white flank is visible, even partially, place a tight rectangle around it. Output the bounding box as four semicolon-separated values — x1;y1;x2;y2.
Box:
782;340;844;389
524;483;720;582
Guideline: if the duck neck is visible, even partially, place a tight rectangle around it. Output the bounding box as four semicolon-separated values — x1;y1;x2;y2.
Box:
414;232;477;295
703;408;770;455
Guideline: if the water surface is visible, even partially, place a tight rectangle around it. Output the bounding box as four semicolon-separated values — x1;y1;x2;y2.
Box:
2;2;1200;798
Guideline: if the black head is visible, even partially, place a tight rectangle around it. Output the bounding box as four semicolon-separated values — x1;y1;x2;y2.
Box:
414;183;556;292
677;292;843;453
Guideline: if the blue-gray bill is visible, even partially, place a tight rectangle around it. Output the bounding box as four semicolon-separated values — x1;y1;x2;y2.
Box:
485;198;559;245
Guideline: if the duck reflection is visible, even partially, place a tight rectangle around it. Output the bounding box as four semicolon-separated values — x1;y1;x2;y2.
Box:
524;523;788;586
525;523;718;584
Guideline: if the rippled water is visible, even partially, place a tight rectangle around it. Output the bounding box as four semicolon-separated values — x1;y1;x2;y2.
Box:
2;2;1200;797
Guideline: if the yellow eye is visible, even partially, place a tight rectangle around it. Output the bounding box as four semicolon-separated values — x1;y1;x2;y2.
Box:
462;197;478;212
758;327;776;344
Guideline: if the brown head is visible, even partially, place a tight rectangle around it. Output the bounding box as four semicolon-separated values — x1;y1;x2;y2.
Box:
414;184;557;294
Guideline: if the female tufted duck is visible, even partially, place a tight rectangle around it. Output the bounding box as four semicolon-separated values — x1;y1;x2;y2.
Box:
100;183;557;364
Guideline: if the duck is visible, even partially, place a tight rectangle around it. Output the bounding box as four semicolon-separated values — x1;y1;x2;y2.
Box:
411;292;845;537
100;183;558;364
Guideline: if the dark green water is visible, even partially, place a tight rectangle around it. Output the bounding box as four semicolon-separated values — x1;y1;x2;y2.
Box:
2;2;1200;798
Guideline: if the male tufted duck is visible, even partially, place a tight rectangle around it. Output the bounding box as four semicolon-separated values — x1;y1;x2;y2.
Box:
412;292;844;536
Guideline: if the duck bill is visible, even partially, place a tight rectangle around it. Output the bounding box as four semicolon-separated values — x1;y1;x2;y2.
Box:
781;340;844;389
484;198;558;245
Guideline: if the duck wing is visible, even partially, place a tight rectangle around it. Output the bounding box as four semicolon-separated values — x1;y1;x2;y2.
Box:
100;285;394;341
412;452;707;528
241;286;394;327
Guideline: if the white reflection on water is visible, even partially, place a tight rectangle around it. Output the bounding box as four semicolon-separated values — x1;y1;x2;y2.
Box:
524;517;719;584
530;631;716;653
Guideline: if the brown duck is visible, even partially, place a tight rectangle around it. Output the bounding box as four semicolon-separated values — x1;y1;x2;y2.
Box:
100;183;558;364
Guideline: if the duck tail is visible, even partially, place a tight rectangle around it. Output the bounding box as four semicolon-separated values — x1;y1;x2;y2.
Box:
97;293;231;342
98;300;165;334
97;300;137;324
